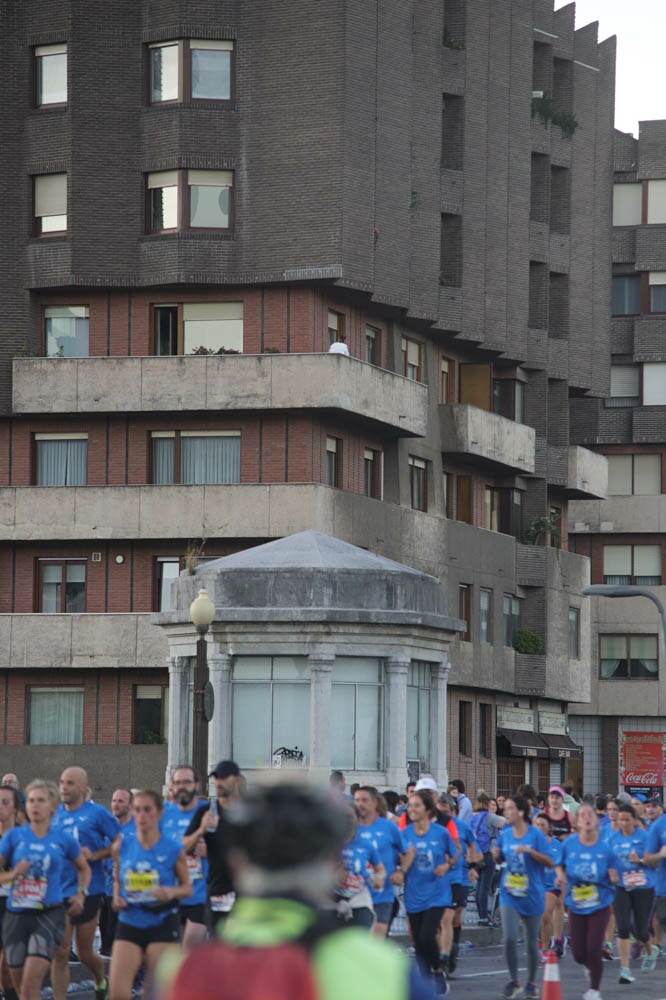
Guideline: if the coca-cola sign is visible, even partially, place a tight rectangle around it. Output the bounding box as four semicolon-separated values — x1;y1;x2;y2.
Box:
620;732;666;789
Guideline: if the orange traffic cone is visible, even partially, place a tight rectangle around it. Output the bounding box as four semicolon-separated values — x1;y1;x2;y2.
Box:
541;951;563;1000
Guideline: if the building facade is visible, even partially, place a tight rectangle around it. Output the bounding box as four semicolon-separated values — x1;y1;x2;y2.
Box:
570;121;666;795
0;0;614;799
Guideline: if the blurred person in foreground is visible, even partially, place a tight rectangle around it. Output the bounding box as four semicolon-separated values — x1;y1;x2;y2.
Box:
161;779;438;1000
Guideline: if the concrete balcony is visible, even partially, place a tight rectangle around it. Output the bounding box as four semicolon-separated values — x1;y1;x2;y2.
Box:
440;404;536;474
0;613;167;670
12;354;427;438
569;495;666;535
566;446;607;499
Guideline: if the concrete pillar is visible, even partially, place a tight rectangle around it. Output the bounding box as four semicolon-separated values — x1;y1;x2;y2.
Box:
166;656;190;786
207;651;232;791
385;656;409;789
308;653;335;781
430;655;451;790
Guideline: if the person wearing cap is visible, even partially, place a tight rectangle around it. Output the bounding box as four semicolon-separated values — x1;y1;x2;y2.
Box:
645;795;663;829
182;760;242;934
544;786;573;841
398;778;438;831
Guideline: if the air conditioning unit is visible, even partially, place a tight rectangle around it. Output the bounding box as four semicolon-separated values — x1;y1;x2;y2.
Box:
91;552;102;563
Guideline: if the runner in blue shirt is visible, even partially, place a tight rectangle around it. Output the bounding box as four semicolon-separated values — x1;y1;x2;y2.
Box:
399;790;457;990
493;795;553;1000
533;813;564;958
161;766;209;951
557;803;617;1000
336;809;385;929
110;788;190;1000
609;802;657;980
435;794;476;975
353;786;402;935
50;767;120;1000
100;788;135;958
0;779;90;1000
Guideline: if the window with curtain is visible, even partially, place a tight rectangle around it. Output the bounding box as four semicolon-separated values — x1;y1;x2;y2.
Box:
331;658;384;771
599;635;658;679
151;431;240;484
409;456;427;511
607;454;661;496
35;435;87;486
603;544;661;586
44;306;89;358
149;39;233;103
231;657;310;768
407;661;431;770
401;338;423;381
29;688;83;744
182;302;243;354
34;173;67;234
188;170;232;229
612;275;641;316
503;594;520;646
480;588;492;644
606;365;640;409
568;607;580;659
644;364;666;405
39;561;85;613
36;44;67;105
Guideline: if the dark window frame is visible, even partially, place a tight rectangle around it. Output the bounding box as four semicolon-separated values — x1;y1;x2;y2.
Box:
409;455;428;512
459;584;471;642
34;42;68;109
458;699;472;756
479;702;492;759
147;38;235;106
150;430;241;485
146;170;234;235
36;559;87;613
568;607;580;660
602;543;662;586
599;633;659;680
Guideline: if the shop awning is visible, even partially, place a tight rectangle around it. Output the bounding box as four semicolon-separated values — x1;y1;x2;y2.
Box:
539;733;583;759
496;728;549;758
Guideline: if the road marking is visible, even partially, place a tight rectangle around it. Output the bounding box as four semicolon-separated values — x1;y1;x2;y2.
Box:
456;967;527;979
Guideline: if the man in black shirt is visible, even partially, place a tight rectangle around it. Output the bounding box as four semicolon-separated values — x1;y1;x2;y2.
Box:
183;759;242;934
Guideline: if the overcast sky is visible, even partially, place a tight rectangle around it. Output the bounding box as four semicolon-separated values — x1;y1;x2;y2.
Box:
553;0;666;136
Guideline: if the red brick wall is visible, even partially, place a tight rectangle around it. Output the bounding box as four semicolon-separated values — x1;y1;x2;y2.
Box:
446;687;496;796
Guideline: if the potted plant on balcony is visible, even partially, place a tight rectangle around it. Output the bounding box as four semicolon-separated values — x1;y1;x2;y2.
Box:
513;629;545;655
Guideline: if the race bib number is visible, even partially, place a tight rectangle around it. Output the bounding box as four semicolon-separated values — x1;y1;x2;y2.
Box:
622;870;647;890
505;873;528;897
571;883;599;909
124;869;159;903
338;871;365;899
12;876;47;909
186;855;203;881
210;892;235;913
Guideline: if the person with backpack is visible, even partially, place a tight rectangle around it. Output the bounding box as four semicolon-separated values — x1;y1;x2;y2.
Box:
471;791;504;925
160;780;438;1000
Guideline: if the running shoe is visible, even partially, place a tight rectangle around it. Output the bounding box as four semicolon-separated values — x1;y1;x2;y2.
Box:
601;942;614;961
499;981;522;999
94;979;110;1000
448;943;458;974
641;951;658;974
583;990;601;1000
618;967;635;984
524;984;538;999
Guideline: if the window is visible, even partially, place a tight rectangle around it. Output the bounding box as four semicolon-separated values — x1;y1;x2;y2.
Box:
232;656;310;769
328;311;343;347
460;363;491;409
549;505;562;549
484;487;522;537
459;584;471;642
365;326;379;365
650;273;666;312
149;39;233;103
608;454;661;496
458;700;472;756
443;472;453;518
613;183;642;226
155;557;180;611
480;588;493;644
648;180;666;224
484;487;500;532
600;635;658;680
644;364;666;405
409;456;427;511
134;684;168;743
401;338;423;382
607;365;640;408
154;302;243;355
479;702;492;758
44;306;89;357
503;595;520;647
612;276;641;316
325;436;341;487
35;44;67;106
407;661;431;769
493;378;524;423
332;658;384;771
568;607;580;659
34;174;67;234
456;475;472;524
152;431;240;485
363;448;382;499
147;170;233;232
35;433;87;486
28;688;83;745
38;561;85;613
440;358;451;404
603;544;661;586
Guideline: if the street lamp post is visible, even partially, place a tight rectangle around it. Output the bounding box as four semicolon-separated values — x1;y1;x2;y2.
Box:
581;584;666;663
189;588;216;785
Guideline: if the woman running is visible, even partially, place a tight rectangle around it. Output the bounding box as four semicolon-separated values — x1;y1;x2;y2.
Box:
0;784;24;1000
399;790;458;988
493;795;553;1000
0;779;90;1000
544;786;573;841
556;803;617;1000
608;801;657;981
533;813;564;958
335;806;385;928
110;789;191;1000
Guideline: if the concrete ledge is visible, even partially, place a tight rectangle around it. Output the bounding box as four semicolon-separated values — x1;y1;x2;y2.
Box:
440;404;536;474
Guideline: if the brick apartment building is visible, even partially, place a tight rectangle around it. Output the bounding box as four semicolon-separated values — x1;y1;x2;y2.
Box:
0;0;614;799
570;121;666;794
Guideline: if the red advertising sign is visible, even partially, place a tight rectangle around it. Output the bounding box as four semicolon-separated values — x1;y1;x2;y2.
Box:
620;731;666;787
